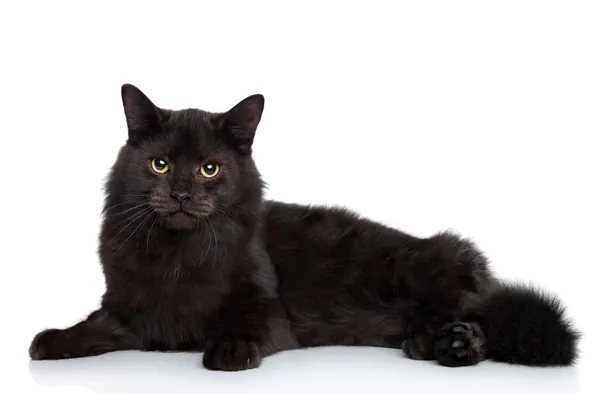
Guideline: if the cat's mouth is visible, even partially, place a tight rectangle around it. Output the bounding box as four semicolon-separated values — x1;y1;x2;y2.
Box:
168;210;195;219
163;209;199;230
150;199;216;229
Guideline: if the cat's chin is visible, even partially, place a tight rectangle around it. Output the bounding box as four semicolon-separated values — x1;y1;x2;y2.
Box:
162;211;199;230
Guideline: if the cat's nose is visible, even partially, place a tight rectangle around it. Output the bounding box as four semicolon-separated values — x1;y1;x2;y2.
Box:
171;190;191;203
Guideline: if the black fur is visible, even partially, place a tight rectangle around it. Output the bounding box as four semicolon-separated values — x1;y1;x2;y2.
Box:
29;85;580;370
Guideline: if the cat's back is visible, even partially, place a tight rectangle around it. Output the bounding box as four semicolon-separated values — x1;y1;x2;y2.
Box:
263;200;415;259
262;199;421;287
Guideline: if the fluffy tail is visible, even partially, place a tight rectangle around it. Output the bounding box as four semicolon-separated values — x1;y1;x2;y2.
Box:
474;283;580;366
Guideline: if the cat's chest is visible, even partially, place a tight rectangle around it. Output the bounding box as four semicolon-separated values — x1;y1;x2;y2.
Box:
105;270;231;350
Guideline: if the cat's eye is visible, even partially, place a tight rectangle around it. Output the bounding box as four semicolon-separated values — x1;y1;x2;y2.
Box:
200;164;220;178
151;158;169;174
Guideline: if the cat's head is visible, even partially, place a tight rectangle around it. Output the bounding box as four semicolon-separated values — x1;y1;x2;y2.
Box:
105;84;264;230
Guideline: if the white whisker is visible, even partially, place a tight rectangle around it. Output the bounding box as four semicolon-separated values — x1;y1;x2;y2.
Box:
113;211;155;255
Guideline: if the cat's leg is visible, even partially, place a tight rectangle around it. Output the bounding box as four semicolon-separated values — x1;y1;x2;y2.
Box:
29;309;142;360
403;332;436;360
403;313;455;361
434;321;487;367
202;293;296;371
405;232;490;366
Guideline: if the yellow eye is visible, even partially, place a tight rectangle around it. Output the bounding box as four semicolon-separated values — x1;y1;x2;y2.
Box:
151;158;169;174
200;163;220;178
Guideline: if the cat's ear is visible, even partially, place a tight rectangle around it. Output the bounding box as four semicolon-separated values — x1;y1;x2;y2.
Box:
220;94;265;154
121;84;165;143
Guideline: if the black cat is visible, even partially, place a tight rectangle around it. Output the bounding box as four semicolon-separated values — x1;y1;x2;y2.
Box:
29;85;579;370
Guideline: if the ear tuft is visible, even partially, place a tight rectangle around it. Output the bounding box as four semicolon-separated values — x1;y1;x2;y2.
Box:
222;94;265;154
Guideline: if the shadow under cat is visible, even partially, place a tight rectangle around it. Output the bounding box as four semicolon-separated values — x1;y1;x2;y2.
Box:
29;348;579;394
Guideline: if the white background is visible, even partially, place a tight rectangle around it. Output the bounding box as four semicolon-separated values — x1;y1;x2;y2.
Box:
1;1;598;393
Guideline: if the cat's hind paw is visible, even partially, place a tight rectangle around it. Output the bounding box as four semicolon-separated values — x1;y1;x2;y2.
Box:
434;322;487;367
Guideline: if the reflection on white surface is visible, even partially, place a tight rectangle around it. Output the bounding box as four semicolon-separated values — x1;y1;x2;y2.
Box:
29;347;580;394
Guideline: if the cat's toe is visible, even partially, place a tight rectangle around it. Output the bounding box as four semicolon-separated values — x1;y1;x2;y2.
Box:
435;322;486;367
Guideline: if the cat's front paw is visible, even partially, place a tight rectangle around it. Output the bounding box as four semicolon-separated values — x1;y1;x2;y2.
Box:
203;337;261;371
435;322;487;367
29;329;64;360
